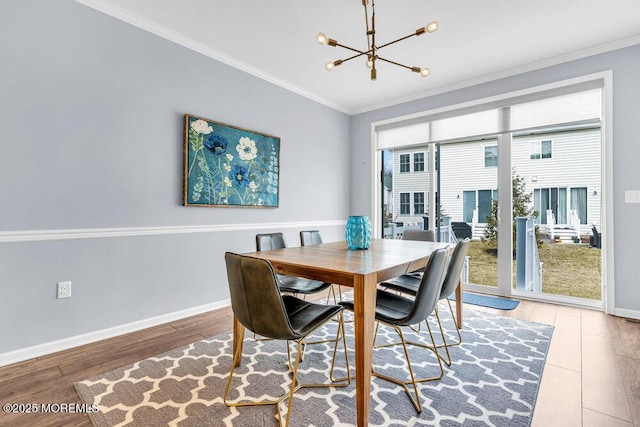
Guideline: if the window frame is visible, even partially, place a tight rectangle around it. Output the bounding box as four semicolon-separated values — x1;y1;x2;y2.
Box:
413;152;426;172
400;192;410;214
484;145;498;168
530;139;553;160
399;154;410;173
413;192;425;216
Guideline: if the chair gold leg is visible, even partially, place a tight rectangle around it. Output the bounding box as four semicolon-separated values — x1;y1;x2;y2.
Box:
445;299;463;346
372;325;423;412
325;285;339;304
371;320;445;413
431;308;452;366
422;300;463;366
281;341;304;427
329;313;352;383
396;302;463;367
226;315;350;425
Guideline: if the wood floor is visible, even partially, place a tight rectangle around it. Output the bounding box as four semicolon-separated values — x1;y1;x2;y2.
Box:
1;298;638;426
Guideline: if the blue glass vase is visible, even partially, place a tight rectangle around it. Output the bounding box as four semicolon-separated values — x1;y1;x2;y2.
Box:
345;216;372;250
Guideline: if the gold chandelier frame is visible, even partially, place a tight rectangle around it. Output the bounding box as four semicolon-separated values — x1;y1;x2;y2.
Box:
317;0;438;80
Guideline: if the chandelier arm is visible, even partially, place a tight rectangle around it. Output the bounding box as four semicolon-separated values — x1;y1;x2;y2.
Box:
335;50;371;65
376;33;419;51
333;42;374;57
375;56;414;71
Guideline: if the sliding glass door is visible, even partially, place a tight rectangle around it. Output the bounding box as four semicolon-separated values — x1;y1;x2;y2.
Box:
437;139;501;292
374;79;606;308
511;125;602;304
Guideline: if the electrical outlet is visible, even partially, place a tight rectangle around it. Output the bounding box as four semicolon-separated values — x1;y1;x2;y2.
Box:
625;190;640;204
57;281;72;299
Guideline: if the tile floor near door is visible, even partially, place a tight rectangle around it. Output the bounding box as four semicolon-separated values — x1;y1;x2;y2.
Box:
470;299;640;427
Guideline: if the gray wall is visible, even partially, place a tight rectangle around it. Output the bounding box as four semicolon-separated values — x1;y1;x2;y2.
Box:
0;0;350;354
350;44;640;314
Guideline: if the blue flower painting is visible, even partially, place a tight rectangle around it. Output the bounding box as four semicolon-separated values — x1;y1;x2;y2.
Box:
183;114;280;207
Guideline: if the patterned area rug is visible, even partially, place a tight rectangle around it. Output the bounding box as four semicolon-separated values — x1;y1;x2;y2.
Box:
75;308;553;426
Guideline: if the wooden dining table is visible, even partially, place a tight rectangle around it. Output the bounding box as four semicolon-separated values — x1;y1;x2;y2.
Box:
239;238;459;427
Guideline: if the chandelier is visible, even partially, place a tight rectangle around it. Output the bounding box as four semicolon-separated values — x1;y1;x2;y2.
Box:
316;0;438;80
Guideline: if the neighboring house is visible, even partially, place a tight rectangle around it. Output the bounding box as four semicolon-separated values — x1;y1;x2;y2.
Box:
389;126;602;238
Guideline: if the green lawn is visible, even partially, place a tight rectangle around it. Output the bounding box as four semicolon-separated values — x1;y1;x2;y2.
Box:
467;240;602;300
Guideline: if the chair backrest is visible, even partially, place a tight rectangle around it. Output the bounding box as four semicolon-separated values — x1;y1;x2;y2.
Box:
439;238;470;300
402;229;434;242
300;230;323;246
224;252;298;340
256;232;287;251
402;247;449;325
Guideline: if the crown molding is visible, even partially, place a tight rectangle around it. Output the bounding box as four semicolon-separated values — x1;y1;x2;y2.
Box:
74;0;351;114
74;1;640;117
352;35;640;115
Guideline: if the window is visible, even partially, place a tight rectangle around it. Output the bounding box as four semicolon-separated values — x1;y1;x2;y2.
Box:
533;187;588;225
484;145;498;167
400;154;410;173
570;187;588;224
478;189;498;223
400;192;410;214
534;187;568;224
462;191;476;223
530;140;552;159
462;189;497;224
413;192;425;215
413;152;425;172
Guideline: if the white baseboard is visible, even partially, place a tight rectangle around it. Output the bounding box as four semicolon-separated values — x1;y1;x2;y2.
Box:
613;307;640;321
0;300;230;367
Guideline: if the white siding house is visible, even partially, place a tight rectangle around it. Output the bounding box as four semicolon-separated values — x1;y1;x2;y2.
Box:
389;127;602;238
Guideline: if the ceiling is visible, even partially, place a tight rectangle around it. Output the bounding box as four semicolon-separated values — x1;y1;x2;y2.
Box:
83;0;640;114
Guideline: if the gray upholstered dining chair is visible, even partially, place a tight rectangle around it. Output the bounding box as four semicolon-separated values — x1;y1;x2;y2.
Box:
402;229;434;242
381;238;470;365
339;247;450;413
223;252;350;427
299;230;341;303
299;229;323;246
256;232;333;298
402;228;435;276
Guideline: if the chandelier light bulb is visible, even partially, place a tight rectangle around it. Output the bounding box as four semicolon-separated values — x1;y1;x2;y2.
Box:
366;57;373;69
426;21;438;33
316;32;328;45
325;61;335;71
420;67;431;78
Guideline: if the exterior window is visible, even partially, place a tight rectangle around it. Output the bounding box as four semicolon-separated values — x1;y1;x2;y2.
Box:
570;187;588;224
413;192;425;215
400;154;410;173
478;189;498;223
530;140;552;159
534;187;567;224
413;152;425;172
400;192;410;214
484;145;498;167
462;191;476;223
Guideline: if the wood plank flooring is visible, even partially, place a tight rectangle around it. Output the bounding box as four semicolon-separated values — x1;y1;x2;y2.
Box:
0;298;638;426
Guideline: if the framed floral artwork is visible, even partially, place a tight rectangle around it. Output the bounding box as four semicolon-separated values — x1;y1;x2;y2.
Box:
183;114;280;208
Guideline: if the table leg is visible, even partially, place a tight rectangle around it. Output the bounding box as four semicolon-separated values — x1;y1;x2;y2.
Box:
353;274;377;427
455;278;463;329
232;315;244;368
